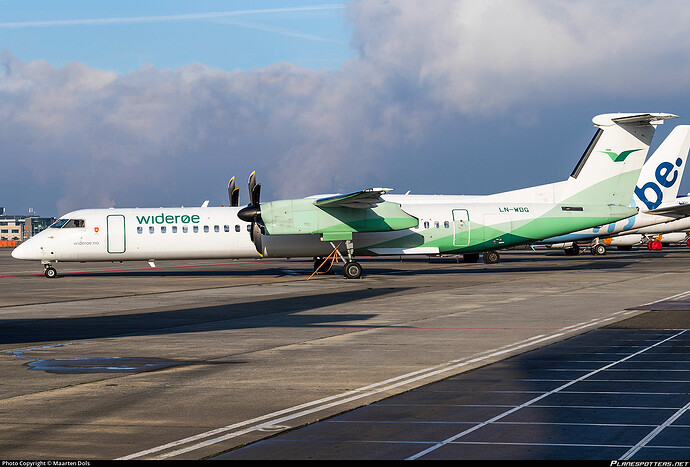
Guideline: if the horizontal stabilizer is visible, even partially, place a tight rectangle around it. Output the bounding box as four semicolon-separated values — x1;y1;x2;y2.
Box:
606;113;678;125
314;188;393;209
644;200;690;218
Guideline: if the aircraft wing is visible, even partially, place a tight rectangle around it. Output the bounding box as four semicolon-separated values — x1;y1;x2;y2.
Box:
313;188;393;209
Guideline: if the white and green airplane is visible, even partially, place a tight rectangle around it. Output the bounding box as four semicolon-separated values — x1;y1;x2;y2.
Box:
12;112;674;278
536;124;690;255
238;112;675;278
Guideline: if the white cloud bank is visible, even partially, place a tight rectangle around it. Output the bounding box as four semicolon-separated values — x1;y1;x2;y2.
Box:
2;0;690;215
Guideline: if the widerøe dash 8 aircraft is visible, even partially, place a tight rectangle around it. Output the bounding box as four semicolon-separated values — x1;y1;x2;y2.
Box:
12;112;672;278
237;113;673;277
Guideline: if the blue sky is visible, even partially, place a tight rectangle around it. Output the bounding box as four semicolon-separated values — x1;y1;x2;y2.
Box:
2;0;690;217
1;1;353;72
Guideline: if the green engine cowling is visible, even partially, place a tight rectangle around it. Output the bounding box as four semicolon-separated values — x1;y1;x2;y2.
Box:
260;198;419;241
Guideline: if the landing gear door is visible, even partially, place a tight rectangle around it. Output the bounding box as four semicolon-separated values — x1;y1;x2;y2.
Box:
452;209;470;246
107;214;126;254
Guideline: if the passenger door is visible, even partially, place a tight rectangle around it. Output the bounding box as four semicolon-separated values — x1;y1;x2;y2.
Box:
107;215;126;254
452;209;470;246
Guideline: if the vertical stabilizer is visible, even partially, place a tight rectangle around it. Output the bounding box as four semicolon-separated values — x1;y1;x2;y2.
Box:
561;113;677;205
633;125;690;211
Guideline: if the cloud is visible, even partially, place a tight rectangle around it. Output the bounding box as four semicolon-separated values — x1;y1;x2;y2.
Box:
347;0;690;112
2;0;690;216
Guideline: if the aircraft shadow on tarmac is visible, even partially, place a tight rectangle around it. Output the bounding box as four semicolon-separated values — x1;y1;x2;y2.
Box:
48;253;645;279
0;288;407;345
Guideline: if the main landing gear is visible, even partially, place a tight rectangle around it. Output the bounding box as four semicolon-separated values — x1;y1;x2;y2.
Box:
311;240;363;279
591;243;607;256
341;240;362;279
342;261;363;279
564;244;580;256
482;250;500;264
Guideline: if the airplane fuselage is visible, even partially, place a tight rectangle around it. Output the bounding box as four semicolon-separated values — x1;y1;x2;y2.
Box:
13;196;636;267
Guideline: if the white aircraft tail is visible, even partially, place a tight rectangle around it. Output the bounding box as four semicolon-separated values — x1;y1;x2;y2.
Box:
560;113;678;206
633;125;690;211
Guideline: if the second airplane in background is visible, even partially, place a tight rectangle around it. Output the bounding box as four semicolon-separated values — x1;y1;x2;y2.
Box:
536;124;690;255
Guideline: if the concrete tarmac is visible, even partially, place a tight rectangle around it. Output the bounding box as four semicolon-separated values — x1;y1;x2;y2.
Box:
0;246;689;460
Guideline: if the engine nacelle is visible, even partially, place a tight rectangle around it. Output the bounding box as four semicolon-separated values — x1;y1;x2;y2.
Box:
260;199;419;241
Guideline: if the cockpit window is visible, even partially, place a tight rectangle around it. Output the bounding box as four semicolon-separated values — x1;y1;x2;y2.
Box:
50;219;69;228
49;219;85;229
64;219;85;228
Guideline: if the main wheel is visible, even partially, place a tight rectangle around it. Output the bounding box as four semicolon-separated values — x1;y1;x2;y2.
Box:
462;253;480;263
44;267;57;278
313;257;332;274
343;261;363;279
592;244;606;256
482;251;500;264
564;245;580;256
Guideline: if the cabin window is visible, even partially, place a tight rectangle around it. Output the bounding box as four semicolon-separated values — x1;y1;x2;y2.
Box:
214;225;220;233
247;224;251;232
137;226;143;234
172;226;177;233
193;226;199;233
149;226;154;234
424;221;430;229
161;226;167;233
434;221;439;229
224;225;230;232
183;226;188;233
235;225;241;232
204;225;209;233
444;221;450;228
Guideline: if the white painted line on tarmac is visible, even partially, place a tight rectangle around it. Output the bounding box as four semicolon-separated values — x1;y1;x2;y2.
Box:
620;399;690;460
119;311;632;460
405;329;687;460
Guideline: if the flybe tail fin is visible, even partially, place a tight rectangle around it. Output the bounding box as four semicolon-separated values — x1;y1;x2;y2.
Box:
633;125;690;211
561;113;678;206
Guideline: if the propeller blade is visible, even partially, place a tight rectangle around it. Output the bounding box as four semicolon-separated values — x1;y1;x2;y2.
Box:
251;182;261;208
228;177;240;207
238;170;264;255
248;171;256;205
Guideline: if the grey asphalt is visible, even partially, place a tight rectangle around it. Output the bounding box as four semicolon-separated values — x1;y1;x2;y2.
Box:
0;246;689;460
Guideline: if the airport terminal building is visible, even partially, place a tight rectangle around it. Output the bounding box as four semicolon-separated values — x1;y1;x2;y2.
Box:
0;207;55;246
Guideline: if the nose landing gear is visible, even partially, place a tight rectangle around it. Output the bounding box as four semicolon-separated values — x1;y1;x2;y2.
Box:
42;262;57;278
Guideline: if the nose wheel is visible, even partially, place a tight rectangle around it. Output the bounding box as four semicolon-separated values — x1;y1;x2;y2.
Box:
43;264;57;278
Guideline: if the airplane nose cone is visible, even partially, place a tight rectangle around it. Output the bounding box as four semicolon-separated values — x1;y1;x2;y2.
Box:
11;241;35;260
11;243;25;259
